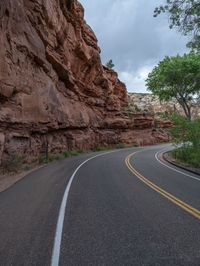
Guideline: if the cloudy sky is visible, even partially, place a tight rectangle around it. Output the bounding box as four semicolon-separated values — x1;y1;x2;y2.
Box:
79;0;189;93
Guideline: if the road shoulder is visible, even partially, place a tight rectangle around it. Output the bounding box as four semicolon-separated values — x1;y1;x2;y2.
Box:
0;164;46;193
163;151;200;176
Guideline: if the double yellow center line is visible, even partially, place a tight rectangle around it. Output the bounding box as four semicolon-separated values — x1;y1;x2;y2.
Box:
125;152;200;220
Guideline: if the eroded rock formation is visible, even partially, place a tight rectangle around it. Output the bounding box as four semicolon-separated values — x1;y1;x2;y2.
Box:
128;93;200;117
0;0;169;163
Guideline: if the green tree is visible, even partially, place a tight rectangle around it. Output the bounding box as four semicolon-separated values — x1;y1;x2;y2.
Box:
106;59;115;69
154;0;200;50
146;52;200;120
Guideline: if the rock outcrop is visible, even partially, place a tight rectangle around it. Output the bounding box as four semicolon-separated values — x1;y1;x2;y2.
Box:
0;0;169;163
128;93;200;117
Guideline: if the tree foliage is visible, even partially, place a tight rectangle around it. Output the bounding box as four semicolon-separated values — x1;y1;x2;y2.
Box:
106;59;115;69
146;52;200;120
154;0;200;50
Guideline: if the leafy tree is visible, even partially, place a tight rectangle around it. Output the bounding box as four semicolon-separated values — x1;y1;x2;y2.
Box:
154;0;200;50
146;52;200;120
106;59;115;69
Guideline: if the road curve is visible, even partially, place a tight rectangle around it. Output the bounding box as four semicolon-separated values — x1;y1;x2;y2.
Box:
0;144;199;266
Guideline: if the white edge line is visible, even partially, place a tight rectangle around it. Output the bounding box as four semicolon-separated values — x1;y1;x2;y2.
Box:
155;148;200;182
51;150;119;266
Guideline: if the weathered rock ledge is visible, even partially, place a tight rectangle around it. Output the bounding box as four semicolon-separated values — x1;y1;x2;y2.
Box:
0;0;170;163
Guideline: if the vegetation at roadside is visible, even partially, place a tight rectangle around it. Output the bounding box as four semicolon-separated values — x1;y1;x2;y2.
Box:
0;155;26;174
146;52;200;121
0;143;139;175
92;143;138;151
169;114;200;168
154;0;200;50
38;150;85;164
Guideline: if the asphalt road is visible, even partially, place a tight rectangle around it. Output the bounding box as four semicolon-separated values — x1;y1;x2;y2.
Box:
0;144;199;266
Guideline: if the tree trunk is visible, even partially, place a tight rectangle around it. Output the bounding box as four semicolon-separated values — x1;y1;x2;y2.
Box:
177;96;192;121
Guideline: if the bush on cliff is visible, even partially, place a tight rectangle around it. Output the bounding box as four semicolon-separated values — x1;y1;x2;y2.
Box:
106;59;115;69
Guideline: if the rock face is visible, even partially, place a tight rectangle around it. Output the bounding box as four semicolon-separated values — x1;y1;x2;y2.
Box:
0;0;169;163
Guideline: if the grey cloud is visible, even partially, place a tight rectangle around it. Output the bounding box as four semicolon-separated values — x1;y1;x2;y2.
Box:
79;0;189;92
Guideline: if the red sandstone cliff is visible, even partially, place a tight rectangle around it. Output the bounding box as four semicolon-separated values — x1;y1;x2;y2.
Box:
0;0;169;163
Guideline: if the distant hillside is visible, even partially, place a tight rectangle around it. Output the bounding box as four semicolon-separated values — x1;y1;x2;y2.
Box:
128;93;200;117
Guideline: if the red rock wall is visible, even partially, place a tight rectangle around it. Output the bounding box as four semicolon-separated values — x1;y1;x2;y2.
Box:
0;0;169;163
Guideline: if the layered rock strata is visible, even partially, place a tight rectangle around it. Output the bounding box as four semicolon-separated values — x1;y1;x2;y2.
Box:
0;0;169;163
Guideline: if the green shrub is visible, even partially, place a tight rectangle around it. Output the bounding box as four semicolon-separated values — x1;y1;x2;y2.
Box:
63;150;84;157
63;151;71;158
170;115;200;168
69;150;83;156
93;146;111;152
115;143;126;149
132;143;139;147
49;154;64;162
38;150;85;163
38;155;47;164
38;153;64;164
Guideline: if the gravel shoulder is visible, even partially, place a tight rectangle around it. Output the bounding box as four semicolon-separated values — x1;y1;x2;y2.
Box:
0;164;46;193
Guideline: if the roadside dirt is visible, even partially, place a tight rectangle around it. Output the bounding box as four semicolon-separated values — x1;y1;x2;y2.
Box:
0;165;45;193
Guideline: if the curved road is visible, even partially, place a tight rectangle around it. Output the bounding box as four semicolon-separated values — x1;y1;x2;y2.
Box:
0;144;199;265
